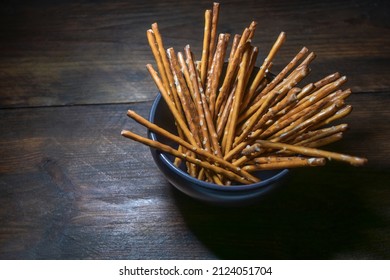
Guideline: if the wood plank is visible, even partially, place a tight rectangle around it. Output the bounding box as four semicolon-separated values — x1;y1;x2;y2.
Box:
0;0;389;108
0;102;214;259
0;92;389;259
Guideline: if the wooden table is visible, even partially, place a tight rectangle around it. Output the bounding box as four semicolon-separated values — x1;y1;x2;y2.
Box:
0;0;389;259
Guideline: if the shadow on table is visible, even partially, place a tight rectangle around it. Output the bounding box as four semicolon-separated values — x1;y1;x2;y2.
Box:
172;165;388;259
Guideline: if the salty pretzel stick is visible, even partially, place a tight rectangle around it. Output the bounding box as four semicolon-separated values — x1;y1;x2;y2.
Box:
268;51;316;107
329;88;352;103
221;45;259;128
314;72;341;90
184;45;211;152
244;32;286;111
222;43;251;155
277;76;348;124
229;34;241;62
251;156;312;164
215;27;251;114
177;52;194;98
153;25;185;114
126;110;260;183
311;105;353;130
207;2;220;69
243;157;326;171
294;73;341;101
146;32;186;165
260;90;343;140
200;9;212;87
238;56;312;124
240;61;270;111
206;33;229;118
248;87;300;134
248;21;258;40
239;46;261;111
147;64;198;147
195;62;223;158
255;47;309;103
216;85;235;139
146;29;171;96
150;24;173;92
294;83;315;100
270;100;345;143
167;48;202;147
235;65;310;145
302;132;343;148
292;123;349;145
252;140;367;166
121;129;253;184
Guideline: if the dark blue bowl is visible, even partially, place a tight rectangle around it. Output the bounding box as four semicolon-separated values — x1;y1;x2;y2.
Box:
148;93;289;205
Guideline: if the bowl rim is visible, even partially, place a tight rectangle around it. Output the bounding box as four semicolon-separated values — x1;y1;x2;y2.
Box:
148;93;289;192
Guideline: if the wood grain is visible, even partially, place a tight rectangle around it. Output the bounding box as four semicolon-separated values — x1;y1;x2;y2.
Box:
0;0;389;259
0;0;389;108
0;92;389;259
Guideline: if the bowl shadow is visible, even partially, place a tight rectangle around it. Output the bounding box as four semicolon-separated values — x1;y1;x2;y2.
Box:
172;165;387;259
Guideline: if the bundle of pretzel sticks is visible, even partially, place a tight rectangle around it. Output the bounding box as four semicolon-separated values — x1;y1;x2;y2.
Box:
121;2;367;186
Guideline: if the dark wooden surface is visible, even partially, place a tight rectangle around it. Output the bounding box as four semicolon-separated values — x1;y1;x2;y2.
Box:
0;0;389;259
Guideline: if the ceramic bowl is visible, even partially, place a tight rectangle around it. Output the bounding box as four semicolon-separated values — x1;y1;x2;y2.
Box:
148;93;289;206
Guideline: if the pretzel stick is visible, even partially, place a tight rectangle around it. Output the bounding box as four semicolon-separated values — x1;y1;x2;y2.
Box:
302;132;343;148
235;65;310;146
215;27;251;115
248;87;300;134
314;72;341;90
216;85;235;139
222;43;251;155
184;45;211;152
147;64;198;147
248;21;258;40
151;24;174;94
240;60;270;112
292;123;349;145
229;34;241;62
311;105;353;130
239;46;260;111
146;29;171;96
226;46;260;127
251;140;367;166
270;100;345;143
195;62;223;158
150;24;187;130
278;75;347;123
251;47;309;107
146;32;187;165
177;52;194;96
200;9;212;87
206;33;229;118
167;48;202;147
243;157;326;171
259;90;342;140
126;110;260;183
121;129;253;184
252;156;312;164
207;2;220;69
294;73;342;102
295;83;315;100
238;54;313;124
243;32;286;112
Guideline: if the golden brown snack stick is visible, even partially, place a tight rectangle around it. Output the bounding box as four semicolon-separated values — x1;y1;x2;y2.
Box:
250;140;367;166
243;157;326;171
200;10;212;87
121;129;254;184
126;110;260;183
